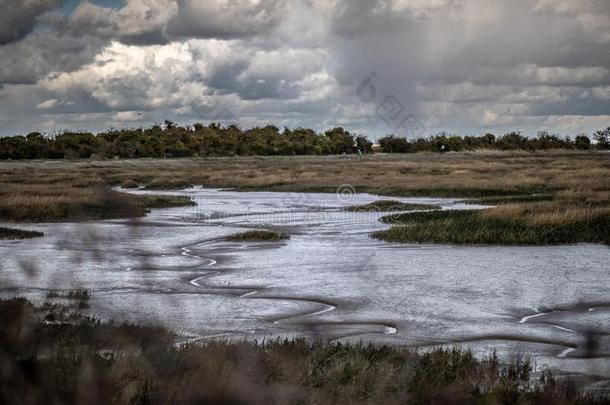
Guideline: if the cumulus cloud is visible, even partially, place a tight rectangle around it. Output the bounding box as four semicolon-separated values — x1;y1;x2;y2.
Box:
0;0;63;45
68;0;287;44
167;0;287;39
69;0;177;44
1;0;610;137
0;17;107;84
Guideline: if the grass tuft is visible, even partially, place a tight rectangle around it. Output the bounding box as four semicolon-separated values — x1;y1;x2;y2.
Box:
0;227;44;239
225;230;289;242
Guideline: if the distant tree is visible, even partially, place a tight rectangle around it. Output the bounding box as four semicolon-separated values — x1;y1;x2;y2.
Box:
482;133;496;145
324;127;355;154
593;127;610;149
497;132;528;150
575;134;591;150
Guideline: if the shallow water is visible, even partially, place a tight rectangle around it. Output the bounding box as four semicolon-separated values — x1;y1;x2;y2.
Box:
1;188;609;385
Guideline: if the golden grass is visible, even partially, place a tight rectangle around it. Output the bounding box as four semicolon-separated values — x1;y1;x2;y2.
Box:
0;152;608;233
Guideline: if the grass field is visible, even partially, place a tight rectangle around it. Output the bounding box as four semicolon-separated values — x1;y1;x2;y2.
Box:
0;151;608;244
1;297;604;405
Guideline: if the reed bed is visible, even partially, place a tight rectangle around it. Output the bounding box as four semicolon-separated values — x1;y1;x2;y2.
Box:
0;297;604;405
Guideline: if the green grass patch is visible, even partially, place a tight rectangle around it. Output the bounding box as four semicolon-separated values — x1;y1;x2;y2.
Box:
373;209;610;245
345;200;440;212
224;230;289;242
0;227;44;239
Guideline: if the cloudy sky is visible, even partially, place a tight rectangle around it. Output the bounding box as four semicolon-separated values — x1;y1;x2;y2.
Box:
1;0;609;139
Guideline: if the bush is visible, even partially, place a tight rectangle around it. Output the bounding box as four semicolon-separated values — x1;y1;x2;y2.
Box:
575;135;591;150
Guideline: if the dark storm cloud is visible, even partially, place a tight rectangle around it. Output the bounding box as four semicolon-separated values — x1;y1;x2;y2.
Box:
0;0;64;45
0;20;107;84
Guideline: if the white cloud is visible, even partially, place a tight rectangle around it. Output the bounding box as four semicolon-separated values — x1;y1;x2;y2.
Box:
36;99;59;109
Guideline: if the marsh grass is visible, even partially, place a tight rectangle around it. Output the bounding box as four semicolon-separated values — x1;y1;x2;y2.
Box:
374;209;610;245
133;194;196;209
144;178;193;190
0;152;608;243
225;230;289;242
119;179;139;189
0;297;605;404
0;226;43;239
0;181;195;222
345;200;440;212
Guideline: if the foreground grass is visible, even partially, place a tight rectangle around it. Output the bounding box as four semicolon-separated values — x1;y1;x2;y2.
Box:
345;200;440;212
0;297;605;405
0;226;44;239
374;209;610;245
225;230;289;242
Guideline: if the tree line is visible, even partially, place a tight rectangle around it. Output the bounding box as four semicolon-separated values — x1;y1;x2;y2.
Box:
1;123;608;160
0;123;372;160
378;128;610;153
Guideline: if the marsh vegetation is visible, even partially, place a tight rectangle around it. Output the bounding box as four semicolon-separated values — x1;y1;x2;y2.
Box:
1;151;607;245
0;227;43;239
225;230;290;242
0;297;604;405
374;209;610;245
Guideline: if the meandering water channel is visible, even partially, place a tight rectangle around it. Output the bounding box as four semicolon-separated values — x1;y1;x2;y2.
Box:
1;188;608;388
